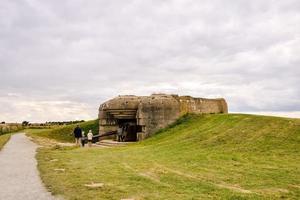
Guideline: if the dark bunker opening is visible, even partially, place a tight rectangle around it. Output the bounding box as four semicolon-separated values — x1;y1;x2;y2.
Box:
117;119;141;142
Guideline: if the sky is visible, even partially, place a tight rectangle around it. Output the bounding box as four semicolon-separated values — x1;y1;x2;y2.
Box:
1;0;299;122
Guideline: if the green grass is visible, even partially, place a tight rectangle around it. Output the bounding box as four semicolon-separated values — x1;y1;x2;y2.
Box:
26;120;99;143
0;134;11;150
36;114;300;199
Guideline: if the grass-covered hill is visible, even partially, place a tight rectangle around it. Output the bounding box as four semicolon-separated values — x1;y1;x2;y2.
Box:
34;114;299;199
26;119;99;143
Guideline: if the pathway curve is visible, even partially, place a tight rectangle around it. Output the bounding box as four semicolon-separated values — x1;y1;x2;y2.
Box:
0;133;56;200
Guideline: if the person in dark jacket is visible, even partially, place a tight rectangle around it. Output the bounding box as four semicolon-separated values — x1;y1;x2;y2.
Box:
121;123;128;142
73;125;82;146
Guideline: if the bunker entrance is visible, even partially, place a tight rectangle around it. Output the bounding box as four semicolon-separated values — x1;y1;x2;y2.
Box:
117;118;141;142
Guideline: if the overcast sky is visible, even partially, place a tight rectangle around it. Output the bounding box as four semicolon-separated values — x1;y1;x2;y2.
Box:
1;0;299;122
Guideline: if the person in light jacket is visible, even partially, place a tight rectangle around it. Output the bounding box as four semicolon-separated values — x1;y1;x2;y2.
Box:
87;130;93;147
117;124;123;142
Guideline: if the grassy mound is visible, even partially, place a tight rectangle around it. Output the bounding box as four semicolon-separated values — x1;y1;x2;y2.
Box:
37;114;300;199
26;120;99;143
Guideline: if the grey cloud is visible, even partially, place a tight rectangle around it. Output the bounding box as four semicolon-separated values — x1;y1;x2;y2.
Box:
1;0;300;121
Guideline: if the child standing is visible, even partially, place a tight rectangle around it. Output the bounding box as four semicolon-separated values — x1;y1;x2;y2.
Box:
87;130;93;147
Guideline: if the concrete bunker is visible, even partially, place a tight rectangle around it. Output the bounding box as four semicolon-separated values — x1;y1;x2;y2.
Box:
99;94;228;141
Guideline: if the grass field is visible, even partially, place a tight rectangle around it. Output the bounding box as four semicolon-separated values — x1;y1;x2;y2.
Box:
26;119;99;143
35;114;300;199
0;134;11;150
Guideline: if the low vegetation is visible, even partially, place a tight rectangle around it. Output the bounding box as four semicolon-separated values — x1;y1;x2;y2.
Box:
0;134;11;150
0;124;23;135
35;114;299;199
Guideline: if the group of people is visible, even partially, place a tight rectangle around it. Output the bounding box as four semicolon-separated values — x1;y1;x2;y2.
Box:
73;125;93;147
73;123;129;146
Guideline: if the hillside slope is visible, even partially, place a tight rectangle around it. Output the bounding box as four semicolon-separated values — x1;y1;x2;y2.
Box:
26;119;99;143
37;114;300;199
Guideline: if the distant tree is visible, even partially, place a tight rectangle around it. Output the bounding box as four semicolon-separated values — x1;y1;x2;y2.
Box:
22;121;29;126
1;121;5;124
42;120;85;126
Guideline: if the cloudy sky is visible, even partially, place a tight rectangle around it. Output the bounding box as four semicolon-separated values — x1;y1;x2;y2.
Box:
1;0;299;122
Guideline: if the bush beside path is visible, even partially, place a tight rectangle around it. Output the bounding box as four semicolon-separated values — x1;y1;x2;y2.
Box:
0;134;11;150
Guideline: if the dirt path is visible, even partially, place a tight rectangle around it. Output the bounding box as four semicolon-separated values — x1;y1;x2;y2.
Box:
0;133;56;200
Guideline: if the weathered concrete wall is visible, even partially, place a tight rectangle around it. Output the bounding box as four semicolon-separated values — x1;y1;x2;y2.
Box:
137;95;181;138
176;96;228;115
99;94;228;140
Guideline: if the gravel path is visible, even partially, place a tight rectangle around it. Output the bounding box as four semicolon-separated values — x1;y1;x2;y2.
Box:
0;133;56;200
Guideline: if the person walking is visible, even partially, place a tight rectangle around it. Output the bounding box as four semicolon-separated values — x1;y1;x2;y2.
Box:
87;130;93;147
73;125;82;146
121;123;128;142
117;125;123;142
81;131;86;147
